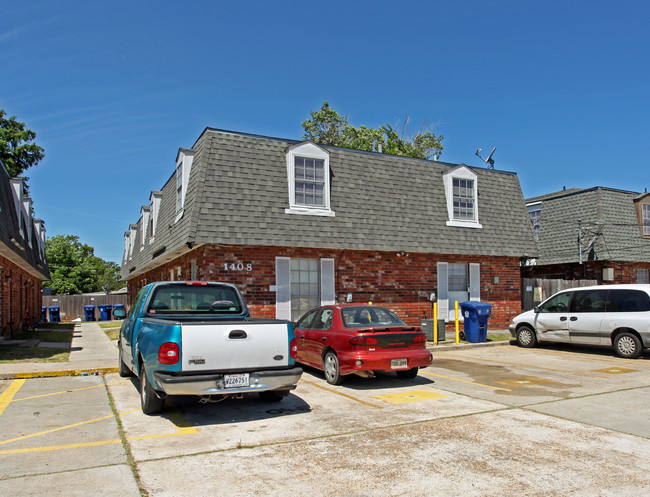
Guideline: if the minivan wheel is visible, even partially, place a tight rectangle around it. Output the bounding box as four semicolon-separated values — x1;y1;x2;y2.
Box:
614;332;642;359
517;325;537;348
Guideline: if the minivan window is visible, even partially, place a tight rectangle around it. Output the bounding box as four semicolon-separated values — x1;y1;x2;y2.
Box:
569;290;608;313
539;292;570;313
606;289;650;312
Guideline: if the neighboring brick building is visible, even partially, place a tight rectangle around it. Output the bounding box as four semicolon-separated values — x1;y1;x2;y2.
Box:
0;162;50;337
120;129;538;329
523;187;650;284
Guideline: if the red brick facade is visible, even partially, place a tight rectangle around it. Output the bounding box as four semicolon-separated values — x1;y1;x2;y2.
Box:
0;255;44;338
127;245;522;329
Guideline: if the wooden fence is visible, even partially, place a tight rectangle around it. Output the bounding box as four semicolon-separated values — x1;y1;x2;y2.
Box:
521;278;598;311
42;294;129;321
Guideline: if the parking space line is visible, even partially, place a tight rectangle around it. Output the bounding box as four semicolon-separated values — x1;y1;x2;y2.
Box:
11;379;131;403
0;379;25;416
420;371;512;391
300;378;384;409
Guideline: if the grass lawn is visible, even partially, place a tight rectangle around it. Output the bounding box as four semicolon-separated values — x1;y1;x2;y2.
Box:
0;347;70;363
97;321;122;341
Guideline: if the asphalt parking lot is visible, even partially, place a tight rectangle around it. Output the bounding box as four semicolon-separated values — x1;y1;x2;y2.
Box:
2;343;650;496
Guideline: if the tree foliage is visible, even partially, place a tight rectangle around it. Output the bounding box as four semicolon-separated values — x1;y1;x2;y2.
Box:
0;109;45;178
44;235;125;295
301;101;443;160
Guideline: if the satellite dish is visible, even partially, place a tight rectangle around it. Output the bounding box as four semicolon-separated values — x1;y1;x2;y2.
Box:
475;147;496;168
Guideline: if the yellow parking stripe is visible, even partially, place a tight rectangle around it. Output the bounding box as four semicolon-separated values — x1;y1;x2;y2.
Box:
12;379;130;403
300;378;384;409
0;379;25;416
420;370;512;392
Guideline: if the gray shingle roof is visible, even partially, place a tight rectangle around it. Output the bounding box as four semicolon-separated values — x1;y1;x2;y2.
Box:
0;162;50;280
121;129;538;279
528;187;650;265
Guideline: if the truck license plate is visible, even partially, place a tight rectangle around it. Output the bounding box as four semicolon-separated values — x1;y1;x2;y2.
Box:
224;373;249;388
391;359;408;369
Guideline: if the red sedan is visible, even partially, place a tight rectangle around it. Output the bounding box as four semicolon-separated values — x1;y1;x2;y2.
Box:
294;304;433;385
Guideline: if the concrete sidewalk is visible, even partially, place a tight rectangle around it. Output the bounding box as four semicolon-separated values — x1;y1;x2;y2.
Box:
0;321;119;379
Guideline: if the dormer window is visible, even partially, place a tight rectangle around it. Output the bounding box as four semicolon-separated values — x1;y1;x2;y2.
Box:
643;204;650;236
527;202;542;240
443;166;482;228
634;194;650;238
285;142;334;217
175;148;194;222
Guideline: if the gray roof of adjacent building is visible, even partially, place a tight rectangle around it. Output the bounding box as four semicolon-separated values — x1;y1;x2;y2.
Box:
121;128;539;279
526;186;650;265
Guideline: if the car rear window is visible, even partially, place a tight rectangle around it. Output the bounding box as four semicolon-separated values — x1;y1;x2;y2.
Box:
146;284;243;315
341;306;406;328
606;290;650;312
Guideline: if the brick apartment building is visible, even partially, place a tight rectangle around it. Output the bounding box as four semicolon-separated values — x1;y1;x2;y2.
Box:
523;187;650;284
120;129;538;329
0;162;49;337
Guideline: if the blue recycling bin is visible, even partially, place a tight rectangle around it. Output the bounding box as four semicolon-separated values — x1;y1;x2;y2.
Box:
84;305;96;321
48;306;61;323
41;306;48;322
459;301;493;343
112;304;126;320
98;304;113;321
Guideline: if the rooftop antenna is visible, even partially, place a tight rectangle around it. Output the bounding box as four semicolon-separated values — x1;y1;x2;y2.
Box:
475;147;496;169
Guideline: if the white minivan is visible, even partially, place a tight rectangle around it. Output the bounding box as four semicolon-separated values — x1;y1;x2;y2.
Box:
509;284;650;358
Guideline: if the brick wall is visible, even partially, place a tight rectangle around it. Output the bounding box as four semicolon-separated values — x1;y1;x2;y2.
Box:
126;245;522;329
523;260;650;284
1;255;45;338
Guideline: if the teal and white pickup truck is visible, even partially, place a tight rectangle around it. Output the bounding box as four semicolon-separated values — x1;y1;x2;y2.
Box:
118;281;302;414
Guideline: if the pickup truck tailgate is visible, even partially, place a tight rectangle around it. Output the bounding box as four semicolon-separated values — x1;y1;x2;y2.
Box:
181;320;291;372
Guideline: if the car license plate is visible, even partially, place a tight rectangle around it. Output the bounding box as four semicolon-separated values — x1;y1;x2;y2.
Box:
391;359;408;369
224;373;249;388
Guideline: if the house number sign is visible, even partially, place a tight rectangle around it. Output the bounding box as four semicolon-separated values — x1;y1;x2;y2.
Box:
223;262;253;271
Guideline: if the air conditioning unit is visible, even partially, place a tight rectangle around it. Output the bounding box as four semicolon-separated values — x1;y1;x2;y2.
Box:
602;268;614;281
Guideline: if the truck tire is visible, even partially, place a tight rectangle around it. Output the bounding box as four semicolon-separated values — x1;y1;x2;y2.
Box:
259;390;285;402
140;364;164;415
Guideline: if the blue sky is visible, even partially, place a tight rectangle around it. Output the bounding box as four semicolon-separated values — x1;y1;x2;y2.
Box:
2;0;649;264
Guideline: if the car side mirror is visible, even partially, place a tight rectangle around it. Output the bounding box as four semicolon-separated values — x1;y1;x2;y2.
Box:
533;305;540;313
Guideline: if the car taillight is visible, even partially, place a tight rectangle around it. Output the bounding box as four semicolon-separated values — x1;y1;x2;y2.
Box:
159;342;179;364
413;333;427;343
349;336;378;346
290;338;298;359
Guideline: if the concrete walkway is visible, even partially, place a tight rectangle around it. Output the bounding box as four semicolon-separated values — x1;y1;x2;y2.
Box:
0;322;119;379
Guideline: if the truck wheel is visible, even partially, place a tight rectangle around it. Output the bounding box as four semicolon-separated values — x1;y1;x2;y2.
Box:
396;367;419;379
516;325;538;348
140;364;164;415
323;351;345;385
614;332;642;359
118;344;133;377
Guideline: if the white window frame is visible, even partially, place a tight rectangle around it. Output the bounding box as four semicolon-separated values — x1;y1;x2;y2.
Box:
140;206;150;250
175;149;194;222
285;142;335;217
643;204;650;236
442;166;482;228
527;202;542;240
149;191;162;243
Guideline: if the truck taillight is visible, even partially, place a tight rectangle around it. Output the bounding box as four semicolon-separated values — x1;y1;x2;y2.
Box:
290;338;298;359
159;342;179;364
349;336;378;346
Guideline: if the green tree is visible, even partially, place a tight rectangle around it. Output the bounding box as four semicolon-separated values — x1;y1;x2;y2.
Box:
44;235;125;295
301;101;443;160
0;109;45;178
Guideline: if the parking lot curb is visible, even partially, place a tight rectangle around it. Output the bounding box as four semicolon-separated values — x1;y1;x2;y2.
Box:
0;367;119;380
